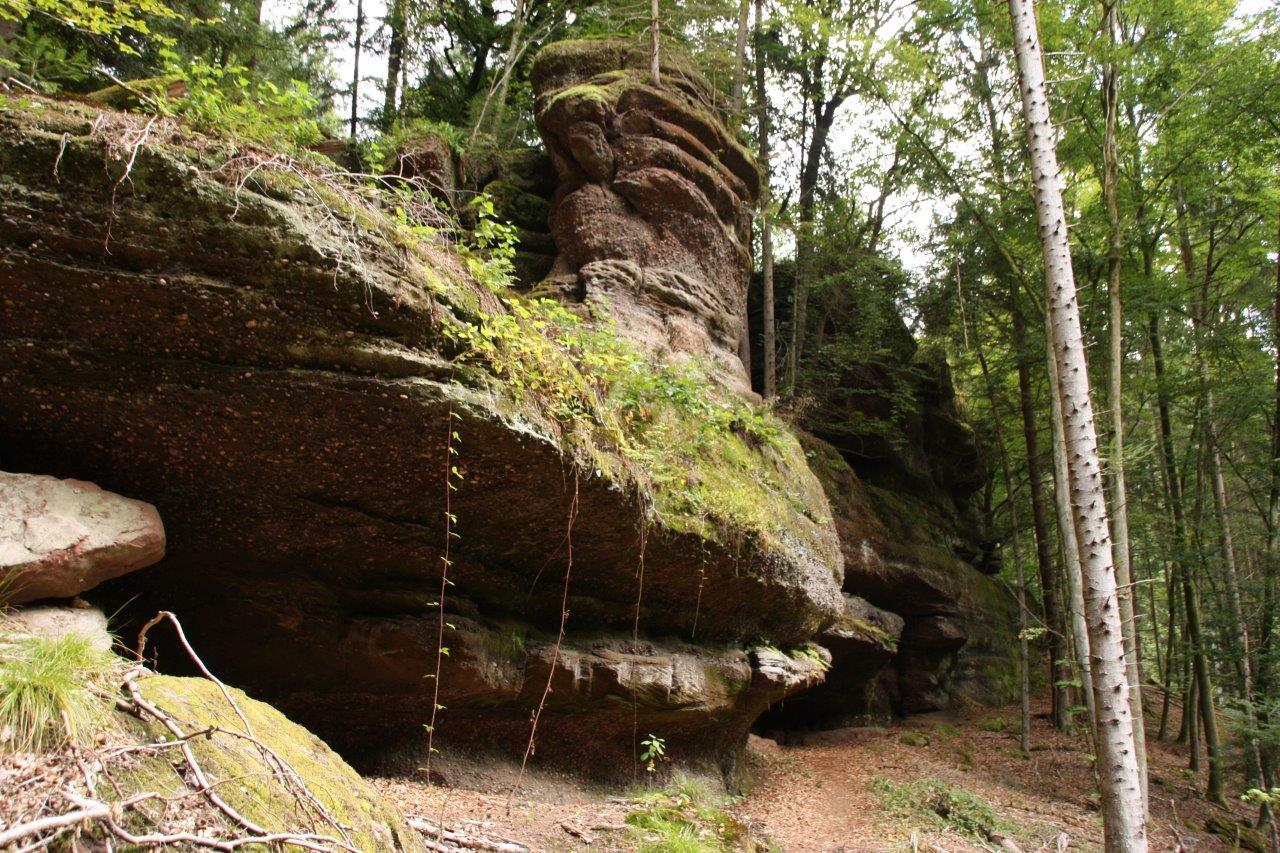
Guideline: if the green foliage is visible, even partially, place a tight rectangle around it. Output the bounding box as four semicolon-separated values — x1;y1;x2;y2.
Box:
640;733;667;773
0;629;116;752
873;777;1006;844
150;51;325;147
975;716;1006;733
626;774;758;853
898;730;929;747
443;292;811;548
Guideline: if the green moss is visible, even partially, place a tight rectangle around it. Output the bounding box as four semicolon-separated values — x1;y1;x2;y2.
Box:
899;731;930;747
482;179;550;231
114;675;419;851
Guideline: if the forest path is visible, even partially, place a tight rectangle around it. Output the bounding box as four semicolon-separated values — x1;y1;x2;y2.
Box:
373;699;1257;852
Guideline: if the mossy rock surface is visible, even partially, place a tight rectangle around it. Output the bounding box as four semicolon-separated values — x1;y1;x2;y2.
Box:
114;674;421;851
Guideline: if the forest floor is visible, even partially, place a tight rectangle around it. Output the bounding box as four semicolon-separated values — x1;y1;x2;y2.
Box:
372;697;1263;852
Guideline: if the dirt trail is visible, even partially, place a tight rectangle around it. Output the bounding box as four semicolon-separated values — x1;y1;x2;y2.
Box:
374;700;1260;851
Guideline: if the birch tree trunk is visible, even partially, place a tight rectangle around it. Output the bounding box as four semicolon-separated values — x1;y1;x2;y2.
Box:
1006;1;1146;847
1101;0;1147;814
1048;337;1096;734
754;0;776;400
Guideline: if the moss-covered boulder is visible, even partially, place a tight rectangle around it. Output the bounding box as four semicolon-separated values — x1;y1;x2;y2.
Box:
115;674;421;851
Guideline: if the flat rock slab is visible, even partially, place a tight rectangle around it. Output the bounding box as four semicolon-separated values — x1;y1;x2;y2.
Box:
5;603;113;652
0;472;165;604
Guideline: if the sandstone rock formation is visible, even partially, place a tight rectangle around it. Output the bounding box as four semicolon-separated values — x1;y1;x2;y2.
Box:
0;472;165;604
5;603;113;652
531;39;759;395
0;94;839;779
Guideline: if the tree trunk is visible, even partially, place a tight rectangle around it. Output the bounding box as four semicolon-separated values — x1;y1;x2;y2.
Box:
649;0;660;84
472;0;528;146
753;0;776;400
382;0;407;130
1101;1;1147;813
1013;305;1070;731
349;0;364;139
730;0;751;112
1149;307;1225;804
1007;1;1146;847
785;102;834;399
975;341;1033;756
1048;340;1096;734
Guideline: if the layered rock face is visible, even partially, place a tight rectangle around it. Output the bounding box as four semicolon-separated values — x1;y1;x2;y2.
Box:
0;94;840;779
531;39;759;395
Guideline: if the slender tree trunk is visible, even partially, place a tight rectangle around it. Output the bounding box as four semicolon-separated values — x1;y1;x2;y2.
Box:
976;341;1033;756
754;0;776;400
382;0;407;130
785;102;835;398
730;0;750;112
349;0;364;139
1149;307;1225;804
1049;341;1097;734
1013;306;1070;731
1007;1;1146;846
1156;558;1177;741
470;0;528;147
649;0;660;84
1101;2;1147;814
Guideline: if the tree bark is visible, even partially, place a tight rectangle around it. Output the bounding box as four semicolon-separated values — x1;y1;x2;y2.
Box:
1007;1;1146;847
754;0;776;400
976;339;1033;756
1048;337;1096;735
1101;0;1147;814
1149;307;1225;804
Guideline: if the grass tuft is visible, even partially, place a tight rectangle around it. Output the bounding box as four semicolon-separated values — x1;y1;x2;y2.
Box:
0;630;117;752
626;773;767;852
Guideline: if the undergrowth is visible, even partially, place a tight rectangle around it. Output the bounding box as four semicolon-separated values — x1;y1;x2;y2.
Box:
446;293;821;549
0;628;117;752
873;777;1010;847
626;774;769;852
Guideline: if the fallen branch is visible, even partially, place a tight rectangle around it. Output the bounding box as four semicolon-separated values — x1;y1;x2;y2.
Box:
408;817;529;852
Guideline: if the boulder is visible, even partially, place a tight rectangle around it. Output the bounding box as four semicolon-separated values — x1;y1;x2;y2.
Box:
4;603;113;652
0;472;164;605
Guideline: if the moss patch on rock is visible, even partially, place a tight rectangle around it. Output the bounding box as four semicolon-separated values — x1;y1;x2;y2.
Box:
113;674;420;851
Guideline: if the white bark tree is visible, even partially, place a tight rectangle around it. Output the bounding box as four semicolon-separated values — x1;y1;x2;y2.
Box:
1101;0;1147;814
1006;0;1147;848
